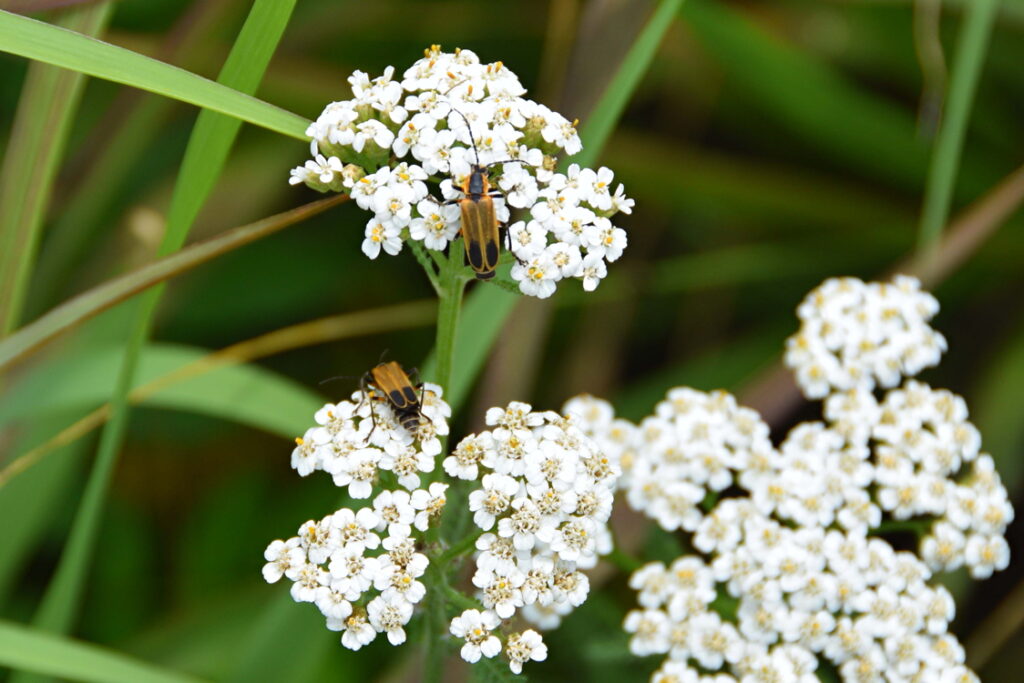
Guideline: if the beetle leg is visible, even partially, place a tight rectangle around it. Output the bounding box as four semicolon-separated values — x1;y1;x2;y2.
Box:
500;223;526;266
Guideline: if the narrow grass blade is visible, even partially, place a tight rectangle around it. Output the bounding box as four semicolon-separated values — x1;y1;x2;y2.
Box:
0;300;436;488
0;620;206;683
916;0;999;262
0;3;114;334
681;0;931;191
0;8;309;141
0;195;347;371
27;0;238;315
18;0;299;654
575;0;684;168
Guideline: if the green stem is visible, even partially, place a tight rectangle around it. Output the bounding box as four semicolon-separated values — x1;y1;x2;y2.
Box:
442;583;483;612
409;241;443;296
422;248;470;683
423;572;448;683
432;249;467;393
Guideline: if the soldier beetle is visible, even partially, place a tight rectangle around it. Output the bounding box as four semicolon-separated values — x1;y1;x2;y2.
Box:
361;360;425;439
441;108;531;280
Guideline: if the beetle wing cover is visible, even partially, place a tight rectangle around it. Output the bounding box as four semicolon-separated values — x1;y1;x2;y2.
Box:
460;198;499;280
372;362;418;409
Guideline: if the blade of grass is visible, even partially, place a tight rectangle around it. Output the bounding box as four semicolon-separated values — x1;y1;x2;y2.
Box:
0;8;309;141
0;620;206;683
27;0;239;316
0;194;347;371
575;0;684;168
681;0;935;192
439;0;684;415
17;0;298;655
0;422;85;604
0;301;436;488
915;0;999;265
1;342;325;449
0;2;114;334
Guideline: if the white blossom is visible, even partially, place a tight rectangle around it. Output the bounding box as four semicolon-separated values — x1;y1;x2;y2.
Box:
289;45;633;298
450;609;502;663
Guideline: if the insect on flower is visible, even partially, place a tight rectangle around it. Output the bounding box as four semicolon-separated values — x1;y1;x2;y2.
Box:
362;361;425;438
441;108;531;280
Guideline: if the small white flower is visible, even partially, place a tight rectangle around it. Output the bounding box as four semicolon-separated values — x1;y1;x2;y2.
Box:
340;610;377;651
473;567;525;619
505;629;548;674
328;548;379;601
409;482;448;531
367;595;414;645
449;609;502;663
361;217;403;259
372;489;416;537
469;473;520;530
964;534;1010;579
574;252;607;291
262;538;303;583
511;252;559;298
330;507;381;554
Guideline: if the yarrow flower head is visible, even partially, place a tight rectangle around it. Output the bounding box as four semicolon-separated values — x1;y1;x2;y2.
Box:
567;275;1010;681
262;484;446;651
289;45;634;298
785;275;946;398
447;401;619;639
291;382;450;498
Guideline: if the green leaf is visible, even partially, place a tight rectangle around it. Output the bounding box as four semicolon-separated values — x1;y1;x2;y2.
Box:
0;8;309;142
0;343;324;437
27;1;236;314
0;620;206;683
19;0;300;654
0;3;114;333
0;195;346;372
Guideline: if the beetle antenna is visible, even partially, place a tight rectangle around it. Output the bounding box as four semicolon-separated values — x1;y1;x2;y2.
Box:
444;106;482;168
319;374;359;385
485;159;533;170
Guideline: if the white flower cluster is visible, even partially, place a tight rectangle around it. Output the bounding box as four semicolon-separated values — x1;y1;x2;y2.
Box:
566;390;774;534
290;383;450;498
625;509;976;682
567;277;1012;681
785;276;946;399
262;483;448;650
288;45;634;298
449;610;548;674
827;382;1012;578
442;401;619;670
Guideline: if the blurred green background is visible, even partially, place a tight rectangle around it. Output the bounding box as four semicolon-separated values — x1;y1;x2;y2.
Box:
1;0;1022;680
